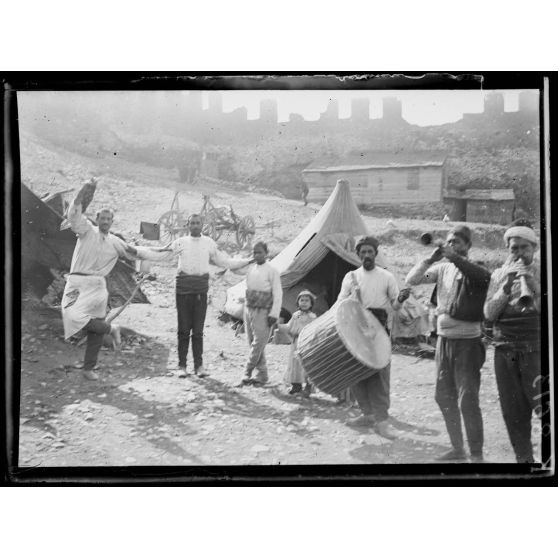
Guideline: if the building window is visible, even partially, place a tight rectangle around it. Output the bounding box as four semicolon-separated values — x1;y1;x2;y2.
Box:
407;168;420;190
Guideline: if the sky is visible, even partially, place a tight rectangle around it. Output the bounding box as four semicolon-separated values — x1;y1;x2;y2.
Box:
212;89;534;126
19;89;538;129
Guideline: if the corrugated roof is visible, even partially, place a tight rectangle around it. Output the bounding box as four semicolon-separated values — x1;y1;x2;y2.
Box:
303;150;447;172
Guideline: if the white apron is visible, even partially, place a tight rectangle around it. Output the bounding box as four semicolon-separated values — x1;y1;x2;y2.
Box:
61;275;108;339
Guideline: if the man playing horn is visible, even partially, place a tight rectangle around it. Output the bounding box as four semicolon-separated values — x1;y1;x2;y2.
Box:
406;225;491;462
62;179;152;381
337;236;411;440
484;220;543;463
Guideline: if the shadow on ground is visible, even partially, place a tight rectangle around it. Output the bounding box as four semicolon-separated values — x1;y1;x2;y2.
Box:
19;306;205;464
349;438;453;464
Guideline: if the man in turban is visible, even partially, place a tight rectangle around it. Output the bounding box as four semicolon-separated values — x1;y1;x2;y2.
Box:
406;225;491;462
484;219;544;463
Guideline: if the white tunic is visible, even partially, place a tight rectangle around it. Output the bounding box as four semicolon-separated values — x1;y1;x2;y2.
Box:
245;262;283;318
61;200;132;339
62;275;109;339
66;201;131;276
144;235;251;275
338;266;402;312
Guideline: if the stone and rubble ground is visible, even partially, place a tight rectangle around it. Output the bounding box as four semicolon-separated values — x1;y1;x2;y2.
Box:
18;133;541;468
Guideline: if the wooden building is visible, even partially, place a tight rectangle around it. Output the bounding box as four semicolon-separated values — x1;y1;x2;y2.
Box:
302;151;448;205
445;188;516;225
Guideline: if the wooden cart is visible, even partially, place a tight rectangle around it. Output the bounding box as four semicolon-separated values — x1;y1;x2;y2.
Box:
157;192;255;249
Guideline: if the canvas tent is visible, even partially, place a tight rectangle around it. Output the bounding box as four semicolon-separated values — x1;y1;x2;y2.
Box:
224;179;388;321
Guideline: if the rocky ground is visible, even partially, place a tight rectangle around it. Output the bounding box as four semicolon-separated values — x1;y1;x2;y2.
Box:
17;133;541;468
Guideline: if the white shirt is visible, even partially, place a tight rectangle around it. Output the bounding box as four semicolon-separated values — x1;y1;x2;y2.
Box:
144;235;251;275
245;262;283;318
67;200;131;276
338;266;402;312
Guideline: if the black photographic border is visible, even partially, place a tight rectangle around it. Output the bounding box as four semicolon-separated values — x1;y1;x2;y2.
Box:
2;71;554;485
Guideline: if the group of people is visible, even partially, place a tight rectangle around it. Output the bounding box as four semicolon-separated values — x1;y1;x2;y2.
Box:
61;180;545;464
341;222;543;463
409;222;543;463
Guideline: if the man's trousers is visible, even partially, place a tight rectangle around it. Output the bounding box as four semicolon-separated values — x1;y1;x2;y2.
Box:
176;293;208;369
83;318;111;370
351;364;391;422
244;306;271;382
435;336;485;455
494;345;542;463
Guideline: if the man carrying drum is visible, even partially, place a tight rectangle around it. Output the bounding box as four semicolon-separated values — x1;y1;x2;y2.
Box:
337;236;411;439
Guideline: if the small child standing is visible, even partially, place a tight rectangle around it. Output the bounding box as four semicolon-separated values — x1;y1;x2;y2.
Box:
283;290;317;396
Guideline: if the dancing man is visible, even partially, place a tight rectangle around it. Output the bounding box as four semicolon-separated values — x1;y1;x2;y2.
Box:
62;179;149;380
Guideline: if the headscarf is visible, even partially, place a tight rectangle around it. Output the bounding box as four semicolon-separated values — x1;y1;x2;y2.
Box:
504;226;538;247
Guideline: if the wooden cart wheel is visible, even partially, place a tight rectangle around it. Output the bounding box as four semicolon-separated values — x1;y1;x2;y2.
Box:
158;210;184;244
202;215;222;241
236;216;255;249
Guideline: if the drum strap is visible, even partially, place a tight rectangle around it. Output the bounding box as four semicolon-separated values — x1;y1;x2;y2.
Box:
350;272;363;304
367;308;390;334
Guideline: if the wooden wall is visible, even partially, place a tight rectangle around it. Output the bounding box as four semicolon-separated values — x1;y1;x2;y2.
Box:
304;165;444;204
467;200;515;225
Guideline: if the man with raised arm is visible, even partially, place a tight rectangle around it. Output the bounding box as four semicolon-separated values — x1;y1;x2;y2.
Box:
62;179;149;381
406;225;491;462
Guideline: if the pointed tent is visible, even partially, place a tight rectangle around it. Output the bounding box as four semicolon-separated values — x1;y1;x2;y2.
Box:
224;179;387;320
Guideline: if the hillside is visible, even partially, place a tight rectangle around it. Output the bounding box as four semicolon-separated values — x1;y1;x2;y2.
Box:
20;91;542;220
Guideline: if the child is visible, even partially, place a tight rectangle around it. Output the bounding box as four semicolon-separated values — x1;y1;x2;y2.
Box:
239;241;283;387
284;290;317;396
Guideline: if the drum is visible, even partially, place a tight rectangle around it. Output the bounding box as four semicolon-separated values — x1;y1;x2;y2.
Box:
297;298;391;395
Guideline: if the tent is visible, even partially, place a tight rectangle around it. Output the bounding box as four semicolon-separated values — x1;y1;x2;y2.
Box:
224;179;388;321
21;182;148;307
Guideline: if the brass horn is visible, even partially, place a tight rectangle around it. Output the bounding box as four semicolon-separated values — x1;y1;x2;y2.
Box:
518;276;534;308
514;257;535;308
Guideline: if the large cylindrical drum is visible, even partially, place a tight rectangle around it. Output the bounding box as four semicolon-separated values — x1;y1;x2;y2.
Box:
297;298;391;395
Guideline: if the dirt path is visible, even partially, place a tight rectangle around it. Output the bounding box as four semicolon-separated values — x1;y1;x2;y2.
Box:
19;268;524;467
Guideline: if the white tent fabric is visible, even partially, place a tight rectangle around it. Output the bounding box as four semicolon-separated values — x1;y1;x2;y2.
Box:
224;179;431;340
224;179;375;320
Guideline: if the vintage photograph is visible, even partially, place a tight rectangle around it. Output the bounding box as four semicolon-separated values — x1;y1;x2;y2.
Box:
14;79;549;470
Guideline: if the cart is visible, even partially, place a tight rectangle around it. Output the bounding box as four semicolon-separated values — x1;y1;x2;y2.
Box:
157;192;256;249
